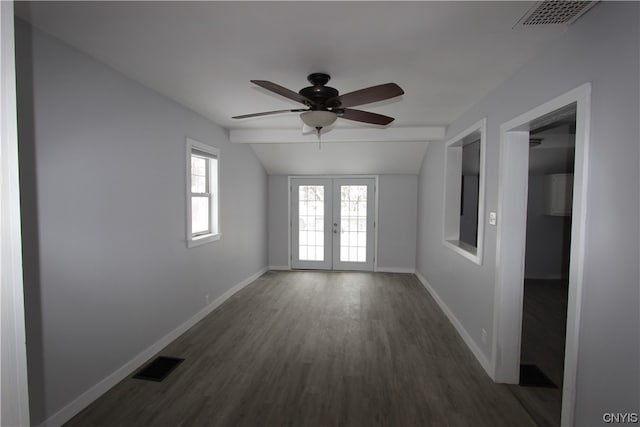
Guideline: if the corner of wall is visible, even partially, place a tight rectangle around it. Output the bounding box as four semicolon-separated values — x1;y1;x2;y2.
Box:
414;272;493;378
37;267;268;427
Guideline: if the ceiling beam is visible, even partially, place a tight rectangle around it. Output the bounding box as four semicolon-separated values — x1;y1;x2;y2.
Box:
229;126;445;144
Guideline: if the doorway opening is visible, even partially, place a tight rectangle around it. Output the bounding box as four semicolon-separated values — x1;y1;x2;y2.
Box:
493;84;591;427
513;109;576;427
290;177;377;271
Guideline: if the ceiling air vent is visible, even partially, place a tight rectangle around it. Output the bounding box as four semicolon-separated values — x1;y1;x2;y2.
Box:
515;1;598;28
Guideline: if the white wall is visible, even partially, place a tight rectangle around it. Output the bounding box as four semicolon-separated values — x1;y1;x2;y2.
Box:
416;2;639;425
15;21;268;426
267;174;417;272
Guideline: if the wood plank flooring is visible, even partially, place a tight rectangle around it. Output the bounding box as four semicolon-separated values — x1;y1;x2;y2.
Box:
65;271;538;427
508;278;569;427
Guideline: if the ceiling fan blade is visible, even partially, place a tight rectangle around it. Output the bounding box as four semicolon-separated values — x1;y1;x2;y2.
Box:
340;108;395;126
329;83;404;108
251;80;314;106
232;109;307;119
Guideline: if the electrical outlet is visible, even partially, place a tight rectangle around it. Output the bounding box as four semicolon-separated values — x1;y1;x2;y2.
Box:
481;328;487;344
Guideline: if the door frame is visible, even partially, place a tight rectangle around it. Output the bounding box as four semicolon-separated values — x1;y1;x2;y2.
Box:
288;175;379;271
331;177;376;271
290;177;333;270
493;83;591;427
1;2;31;425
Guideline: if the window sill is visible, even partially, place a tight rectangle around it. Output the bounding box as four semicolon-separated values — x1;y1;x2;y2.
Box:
187;233;221;248
443;239;482;265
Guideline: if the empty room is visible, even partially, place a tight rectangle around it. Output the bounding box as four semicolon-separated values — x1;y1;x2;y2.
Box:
2;1;639;427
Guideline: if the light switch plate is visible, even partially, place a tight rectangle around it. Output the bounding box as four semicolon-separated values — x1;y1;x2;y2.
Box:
489;212;497;226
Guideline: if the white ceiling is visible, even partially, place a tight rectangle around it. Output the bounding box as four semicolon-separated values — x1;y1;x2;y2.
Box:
15;1;569;175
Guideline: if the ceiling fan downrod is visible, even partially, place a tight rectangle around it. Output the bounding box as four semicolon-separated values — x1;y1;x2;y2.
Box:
316;126;322;150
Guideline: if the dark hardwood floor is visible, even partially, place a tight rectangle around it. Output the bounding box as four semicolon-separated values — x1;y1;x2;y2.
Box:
65;271;538;427
509;278;569;427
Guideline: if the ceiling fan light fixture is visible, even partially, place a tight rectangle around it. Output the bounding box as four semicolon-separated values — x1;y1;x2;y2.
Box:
300;110;338;128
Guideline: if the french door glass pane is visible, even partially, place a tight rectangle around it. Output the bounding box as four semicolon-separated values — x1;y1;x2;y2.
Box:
299;185;324;261
192;196;210;234
340;185;367;262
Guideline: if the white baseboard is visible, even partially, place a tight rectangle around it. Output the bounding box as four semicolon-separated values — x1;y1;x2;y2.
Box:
376;267;416;274
39;267;269;427
268;265;290;271
414;271;493;378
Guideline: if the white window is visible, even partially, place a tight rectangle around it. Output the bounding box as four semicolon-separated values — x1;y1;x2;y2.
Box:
443;118;486;264
186;138;219;247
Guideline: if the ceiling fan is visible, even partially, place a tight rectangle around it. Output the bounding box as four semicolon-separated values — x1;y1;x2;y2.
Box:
232;73;404;134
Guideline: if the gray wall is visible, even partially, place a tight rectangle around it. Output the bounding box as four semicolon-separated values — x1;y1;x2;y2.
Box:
268;175;417;271
524;175;572;279
416;2;639;425
377;175;417;271
525;142;575;279
268;175;290;268
16;21;268;425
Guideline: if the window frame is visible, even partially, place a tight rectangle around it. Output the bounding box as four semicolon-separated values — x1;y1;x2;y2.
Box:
186;138;220;248
442;118;487;265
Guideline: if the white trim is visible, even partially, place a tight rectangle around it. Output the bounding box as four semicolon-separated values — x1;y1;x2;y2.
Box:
415;272;492;376
493;83;591;427
374;175;380;272
287;177;292;269
268;265;290;271
187;232;221;248
331;178;375;271
1;2;31;425
230;126;445;144
186;138;220;248
37;267;268;427
442;118;487;266
375;267;416;274
290;178;333;270
442;240;479;264
492;130;530;384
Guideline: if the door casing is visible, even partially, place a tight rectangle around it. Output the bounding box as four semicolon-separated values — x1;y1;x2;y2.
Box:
493;83;591;427
289;175;379;271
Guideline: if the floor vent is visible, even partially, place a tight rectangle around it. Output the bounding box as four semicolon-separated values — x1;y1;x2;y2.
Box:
519;364;558;388
133;356;184;382
515;1;598;28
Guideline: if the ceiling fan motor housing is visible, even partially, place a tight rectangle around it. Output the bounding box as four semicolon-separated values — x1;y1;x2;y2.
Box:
299;73;339;109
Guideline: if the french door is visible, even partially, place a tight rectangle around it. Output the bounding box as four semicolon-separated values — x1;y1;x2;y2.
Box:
291;177;375;271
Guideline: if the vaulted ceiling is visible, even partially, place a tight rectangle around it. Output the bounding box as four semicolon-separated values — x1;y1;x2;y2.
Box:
15;1;569;174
